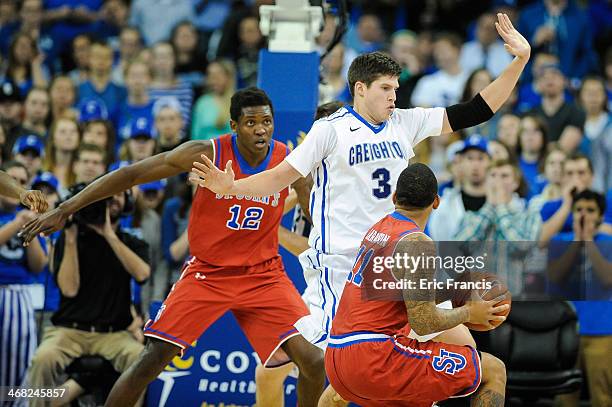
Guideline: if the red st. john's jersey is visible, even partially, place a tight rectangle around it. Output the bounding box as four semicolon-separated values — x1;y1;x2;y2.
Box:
331;211;423;336
188;134;289;267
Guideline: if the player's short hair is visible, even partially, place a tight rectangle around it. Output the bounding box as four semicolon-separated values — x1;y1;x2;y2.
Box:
230;87;274;122
572;189;606;215
395;163;438;209
347;52;401;98
315;101;344;120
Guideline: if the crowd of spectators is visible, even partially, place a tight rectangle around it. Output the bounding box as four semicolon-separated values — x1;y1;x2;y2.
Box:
0;0;610;405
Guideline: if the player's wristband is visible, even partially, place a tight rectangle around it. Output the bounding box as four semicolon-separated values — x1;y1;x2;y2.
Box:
445;93;494;132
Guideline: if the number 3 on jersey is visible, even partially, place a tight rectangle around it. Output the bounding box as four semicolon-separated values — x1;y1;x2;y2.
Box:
372;168;391;199
226;205;264;230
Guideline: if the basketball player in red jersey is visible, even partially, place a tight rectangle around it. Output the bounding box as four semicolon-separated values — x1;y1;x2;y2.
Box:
20;88;325;406
323;163;508;407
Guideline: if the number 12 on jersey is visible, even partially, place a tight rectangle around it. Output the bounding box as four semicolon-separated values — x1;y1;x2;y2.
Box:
226;205;264;230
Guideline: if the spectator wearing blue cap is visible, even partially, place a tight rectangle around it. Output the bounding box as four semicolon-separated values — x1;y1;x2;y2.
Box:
117;59;154;143
118;116;156;164
13;134;44;184
32;171;60;209
77;97;108;124
77;42;127;127
428;135;491;241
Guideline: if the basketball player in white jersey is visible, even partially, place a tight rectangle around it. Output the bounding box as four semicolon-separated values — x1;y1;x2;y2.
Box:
192;12;528;404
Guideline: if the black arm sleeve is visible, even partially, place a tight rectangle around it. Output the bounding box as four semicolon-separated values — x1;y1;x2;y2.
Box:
445;93;495;132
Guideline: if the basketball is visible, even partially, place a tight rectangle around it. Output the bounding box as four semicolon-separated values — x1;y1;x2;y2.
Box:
451;272;512;331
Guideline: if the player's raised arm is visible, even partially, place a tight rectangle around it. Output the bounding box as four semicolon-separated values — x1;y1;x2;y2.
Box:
0;170;48;213
20;141;212;243
440;13;530;134
396;233;508;335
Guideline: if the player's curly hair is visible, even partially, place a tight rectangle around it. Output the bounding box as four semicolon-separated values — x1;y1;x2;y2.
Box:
347;52;402;98
395;163;438;209
230;87;274;122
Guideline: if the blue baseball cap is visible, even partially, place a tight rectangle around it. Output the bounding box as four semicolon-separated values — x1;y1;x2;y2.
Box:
78;98;109;122
129;116;154;139
32;171;59;192
458;134;490;156
139;179;167;192
13;134;44;157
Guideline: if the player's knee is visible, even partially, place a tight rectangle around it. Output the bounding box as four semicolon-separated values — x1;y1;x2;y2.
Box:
136;339;179;372
294;347;324;379
481;352;506;385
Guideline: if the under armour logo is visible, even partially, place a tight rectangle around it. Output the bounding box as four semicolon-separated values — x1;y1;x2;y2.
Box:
432;348;467;375
195;273;206;280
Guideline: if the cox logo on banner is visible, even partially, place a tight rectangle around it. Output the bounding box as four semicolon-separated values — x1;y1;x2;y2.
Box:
146;310;297;407
432;348;467;375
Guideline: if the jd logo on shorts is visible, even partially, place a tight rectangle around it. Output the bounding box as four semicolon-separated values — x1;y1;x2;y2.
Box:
432;348;467;375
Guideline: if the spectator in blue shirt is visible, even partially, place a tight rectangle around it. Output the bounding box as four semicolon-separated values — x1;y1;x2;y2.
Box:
77;41;127;127
518;0;598;83
0;161;47;391
540;153;612;247
517;114;548;199
117;59;154;143
546;189;612;406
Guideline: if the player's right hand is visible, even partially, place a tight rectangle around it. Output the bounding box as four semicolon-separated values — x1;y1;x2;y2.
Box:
191;155;236;195
465;296;509;329
18;207;69;245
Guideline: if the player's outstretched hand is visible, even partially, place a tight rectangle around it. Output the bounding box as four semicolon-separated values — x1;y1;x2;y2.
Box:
191;155;236;195
19;190;49;213
495;13;530;61
18;207;69;245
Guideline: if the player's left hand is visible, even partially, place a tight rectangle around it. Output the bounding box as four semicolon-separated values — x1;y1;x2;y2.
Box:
190;155;236;195
495;13;530;61
19;190;49;213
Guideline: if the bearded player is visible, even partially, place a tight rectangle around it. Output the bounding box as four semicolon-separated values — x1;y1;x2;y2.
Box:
324;163;508;406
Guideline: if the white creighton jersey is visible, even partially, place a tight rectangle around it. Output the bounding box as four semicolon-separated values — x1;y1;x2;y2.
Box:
286;105;445;255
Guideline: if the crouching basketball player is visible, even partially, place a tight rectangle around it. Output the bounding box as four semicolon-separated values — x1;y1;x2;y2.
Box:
323;163;508;407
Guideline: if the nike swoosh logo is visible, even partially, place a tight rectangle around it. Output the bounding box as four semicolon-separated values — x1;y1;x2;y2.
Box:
350;126;361;132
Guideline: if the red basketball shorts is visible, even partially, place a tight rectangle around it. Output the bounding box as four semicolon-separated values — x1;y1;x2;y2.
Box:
144;256;309;367
325;331;482;407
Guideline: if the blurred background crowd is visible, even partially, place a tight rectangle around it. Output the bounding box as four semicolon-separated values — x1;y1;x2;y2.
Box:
0;0;610;405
